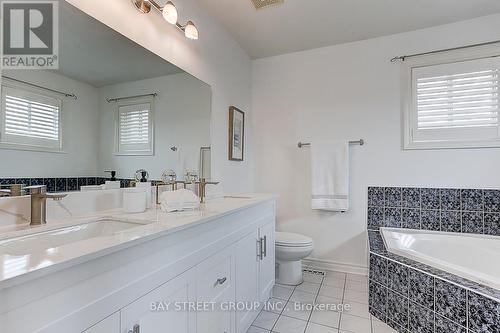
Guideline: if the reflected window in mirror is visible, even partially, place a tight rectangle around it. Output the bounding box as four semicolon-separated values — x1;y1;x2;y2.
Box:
1;80;63;152
116;99;154;156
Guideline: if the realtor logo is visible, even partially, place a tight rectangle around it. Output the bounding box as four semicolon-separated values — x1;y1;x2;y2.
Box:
1;1;58;69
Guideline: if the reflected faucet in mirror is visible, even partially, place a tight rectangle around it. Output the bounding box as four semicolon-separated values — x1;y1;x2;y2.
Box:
26;185;67;226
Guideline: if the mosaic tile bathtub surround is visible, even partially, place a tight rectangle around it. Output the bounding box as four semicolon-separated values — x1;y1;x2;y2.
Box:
369;252;500;333
368;186;500;236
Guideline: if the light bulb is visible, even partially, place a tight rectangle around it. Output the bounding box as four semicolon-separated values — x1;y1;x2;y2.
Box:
184;21;198;40
162;1;178;24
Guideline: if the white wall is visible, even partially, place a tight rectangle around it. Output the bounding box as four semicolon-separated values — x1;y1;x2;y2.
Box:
98;73;211;180
67;0;254;193
0;70;99;178
252;14;500;272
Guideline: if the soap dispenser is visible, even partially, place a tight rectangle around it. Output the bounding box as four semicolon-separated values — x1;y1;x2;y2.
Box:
134;169;152;208
104;170;121;190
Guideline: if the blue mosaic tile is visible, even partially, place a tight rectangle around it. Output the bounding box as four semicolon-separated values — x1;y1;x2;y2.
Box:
370;254;388;286
30;178;44;186
462;211;484;234
408;302;433;333
387;290;409;329
421;188;440;210
86;177;97;185
384;208;402;228
369;281;388;320
15;178;31;187
408;269;434;310
402;188;420;209
461;189;483;211
421;210;440;231
484;213;500;236
402;209;420;229
440;210;461;233
55;178;67;192
44;178;55;192
97;177;106;185
440;188;461;210
368;187;385;207
468;292;500;333
67;178;78;191
387;260;409;296
484;189;500;213
368;207;384;230
435;279;467;327
30;178;45;186
385;187;402;207
0;179;16;185
78;178;87;189
120;179;130;188
435;314;466;333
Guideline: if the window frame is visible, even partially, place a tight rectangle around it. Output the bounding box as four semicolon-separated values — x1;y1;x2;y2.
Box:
0;79;65;153
115;97;154;156
402;44;500;150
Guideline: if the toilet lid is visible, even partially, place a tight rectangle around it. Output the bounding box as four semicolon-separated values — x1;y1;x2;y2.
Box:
276;232;313;247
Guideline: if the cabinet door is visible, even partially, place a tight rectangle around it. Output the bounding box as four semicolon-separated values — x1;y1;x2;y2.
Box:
120;269;196;333
196;245;236;333
83;312;120;333
258;222;275;302
235;229;260;333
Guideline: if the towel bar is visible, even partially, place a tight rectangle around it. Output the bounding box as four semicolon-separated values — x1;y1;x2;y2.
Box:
298;139;364;148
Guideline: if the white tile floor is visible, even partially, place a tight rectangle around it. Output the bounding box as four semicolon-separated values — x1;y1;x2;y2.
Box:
247;270;397;333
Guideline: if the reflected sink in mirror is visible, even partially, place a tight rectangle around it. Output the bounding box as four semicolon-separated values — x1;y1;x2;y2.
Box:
0;220;144;280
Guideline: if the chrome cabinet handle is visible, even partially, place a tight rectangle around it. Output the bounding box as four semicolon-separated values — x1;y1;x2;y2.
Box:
257;238;263;260
263;235;267;258
133;324;140;333
214;277;227;287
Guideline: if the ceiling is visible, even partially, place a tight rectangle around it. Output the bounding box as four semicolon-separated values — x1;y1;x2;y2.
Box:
56;3;182;87
197;0;500;59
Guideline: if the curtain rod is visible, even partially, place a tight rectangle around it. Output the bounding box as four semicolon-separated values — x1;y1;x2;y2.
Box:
2;76;78;99
106;93;157;103
390;39;500;63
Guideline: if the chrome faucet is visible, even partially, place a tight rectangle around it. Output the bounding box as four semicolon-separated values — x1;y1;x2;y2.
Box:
195;178;219;203
26;185;67;226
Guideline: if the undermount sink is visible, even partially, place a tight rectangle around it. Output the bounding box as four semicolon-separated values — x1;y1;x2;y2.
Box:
0;220;143;257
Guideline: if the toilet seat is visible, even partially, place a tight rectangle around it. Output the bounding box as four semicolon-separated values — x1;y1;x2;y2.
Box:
276;232;313;247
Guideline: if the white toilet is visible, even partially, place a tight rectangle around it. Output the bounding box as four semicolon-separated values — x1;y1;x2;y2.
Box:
275;232;314;285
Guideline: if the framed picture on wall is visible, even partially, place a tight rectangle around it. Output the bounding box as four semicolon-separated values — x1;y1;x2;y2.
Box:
228;106;245;161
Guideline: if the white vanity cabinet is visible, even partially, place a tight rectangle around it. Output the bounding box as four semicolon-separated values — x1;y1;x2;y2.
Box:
83;312;120;333
0;197;276;333
120;268;197;333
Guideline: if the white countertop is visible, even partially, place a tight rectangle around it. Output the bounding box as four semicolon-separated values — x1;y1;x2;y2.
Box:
0;194;276;290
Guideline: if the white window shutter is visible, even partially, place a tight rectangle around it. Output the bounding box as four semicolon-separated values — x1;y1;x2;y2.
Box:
1;85;62;151
117;102;153;155
405;56;500;149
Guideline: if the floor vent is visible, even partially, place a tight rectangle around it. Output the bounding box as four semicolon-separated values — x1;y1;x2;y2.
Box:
303;269;325;276
250;0;284;10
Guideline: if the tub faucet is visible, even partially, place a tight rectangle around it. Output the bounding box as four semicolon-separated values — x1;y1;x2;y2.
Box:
26;185;67;226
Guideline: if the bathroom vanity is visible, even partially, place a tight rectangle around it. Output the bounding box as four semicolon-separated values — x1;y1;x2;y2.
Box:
0;195;276;333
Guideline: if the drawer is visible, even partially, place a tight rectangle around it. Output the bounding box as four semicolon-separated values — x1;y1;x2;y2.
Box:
196;247;234;302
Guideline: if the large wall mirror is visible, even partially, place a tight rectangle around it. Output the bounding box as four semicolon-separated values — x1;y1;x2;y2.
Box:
0;2;212;192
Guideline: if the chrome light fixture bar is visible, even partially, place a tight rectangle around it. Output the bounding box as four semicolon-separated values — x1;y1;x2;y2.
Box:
132;0;199;40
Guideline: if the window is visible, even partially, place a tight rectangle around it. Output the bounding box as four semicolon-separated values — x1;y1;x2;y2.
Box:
403;52;500;149
116;100;154;155
0;83;63;151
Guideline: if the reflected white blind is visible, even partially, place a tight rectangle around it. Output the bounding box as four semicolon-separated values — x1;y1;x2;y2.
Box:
4;92;60;140
416;69;499;130
119;103;150;145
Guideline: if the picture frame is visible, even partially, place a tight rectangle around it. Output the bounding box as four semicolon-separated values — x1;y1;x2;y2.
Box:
228;106;245;161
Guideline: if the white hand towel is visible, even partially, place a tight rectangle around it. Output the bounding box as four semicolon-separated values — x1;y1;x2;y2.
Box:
160;189;200;212
310;140;350;212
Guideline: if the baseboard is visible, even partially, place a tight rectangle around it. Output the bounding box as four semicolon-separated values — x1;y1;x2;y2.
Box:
303;257;368;276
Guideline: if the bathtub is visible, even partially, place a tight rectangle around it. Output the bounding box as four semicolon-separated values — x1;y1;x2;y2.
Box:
381;228;500;290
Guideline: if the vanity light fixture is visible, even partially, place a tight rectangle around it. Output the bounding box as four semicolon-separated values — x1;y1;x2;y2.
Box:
132;0;198;40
